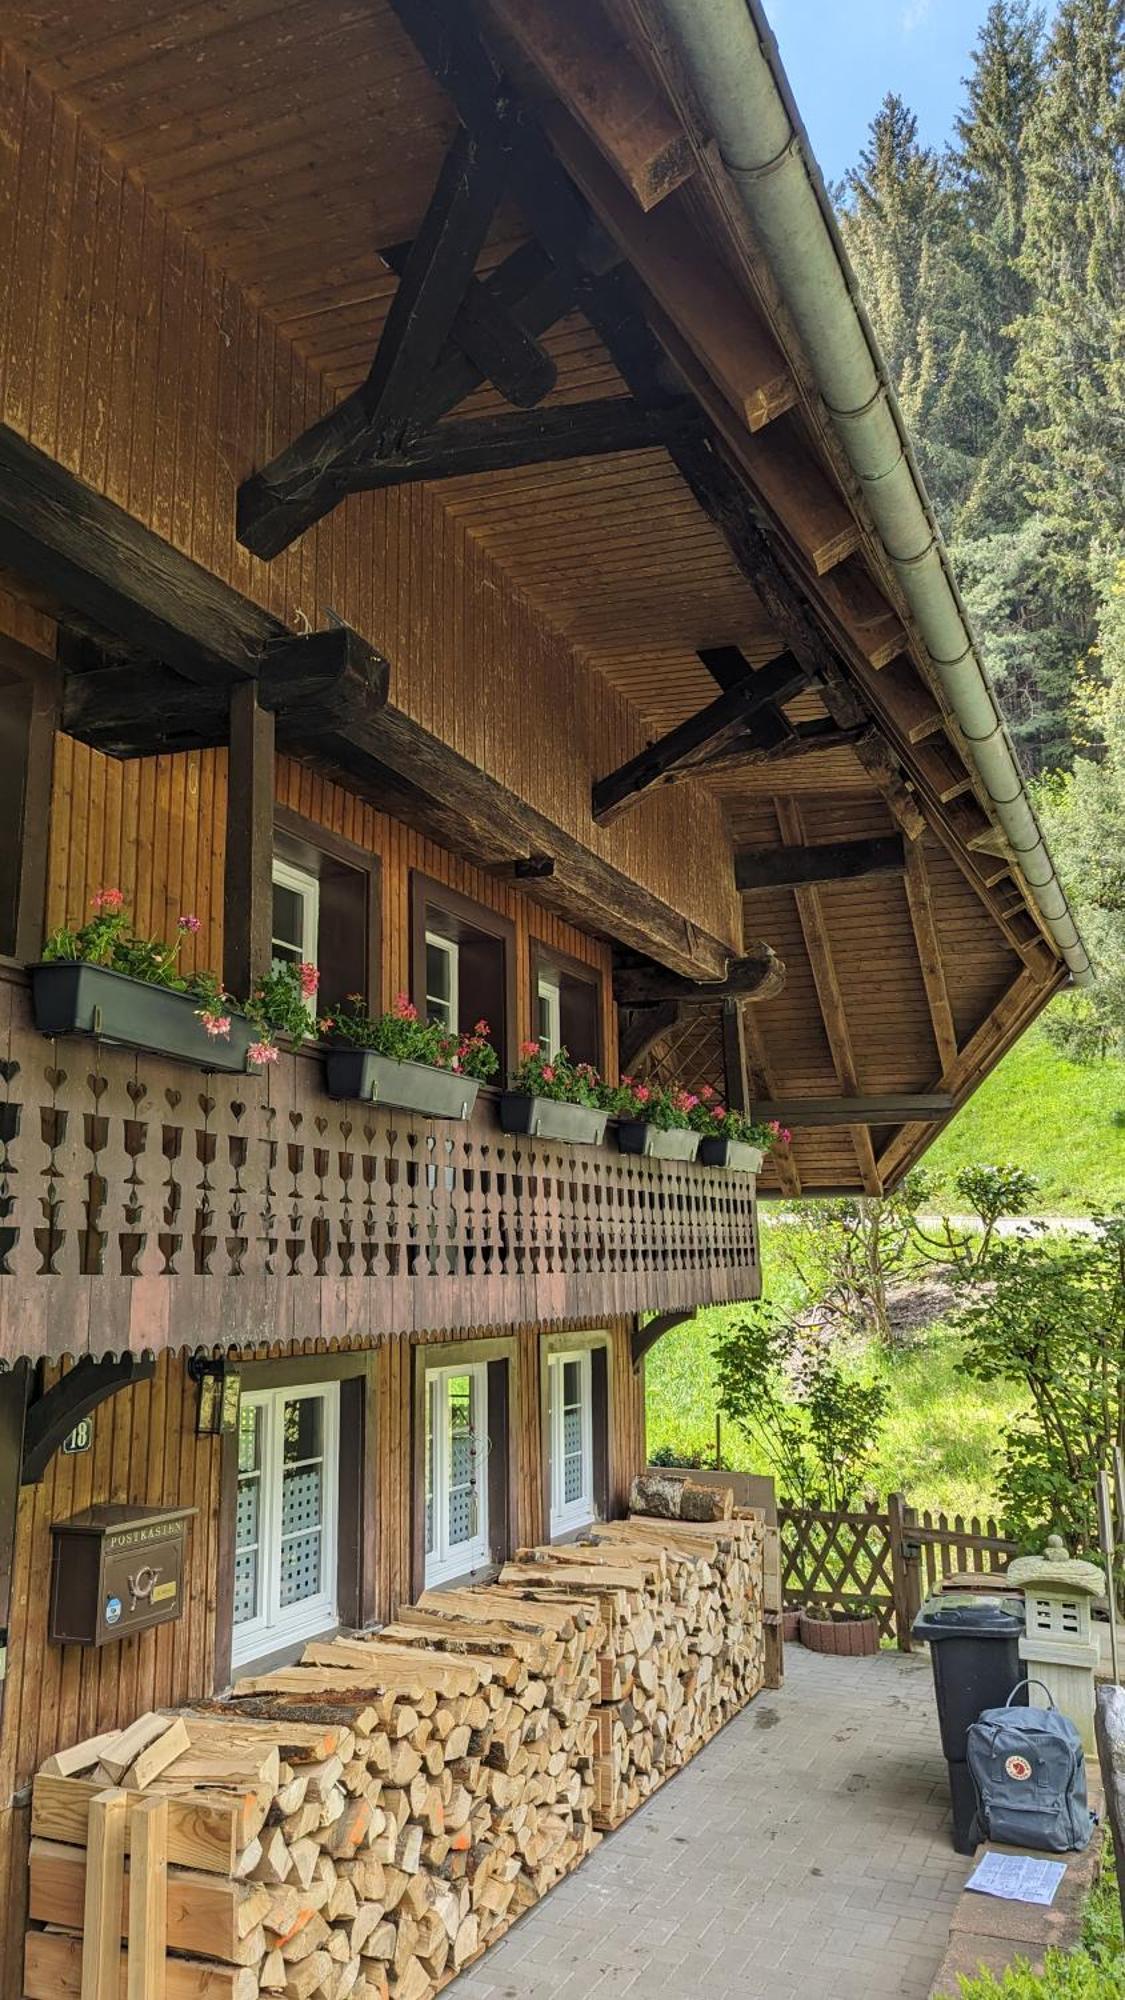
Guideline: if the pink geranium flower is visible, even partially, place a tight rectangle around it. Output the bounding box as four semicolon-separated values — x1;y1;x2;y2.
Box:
519;1039;540;1059
634;1083;651;1104
393;992;419;1022
91;887;124;912
200;1011;232;1039
541;1064;556;1083
299;961;320;997
178;913;202;934
248;1040;280;1065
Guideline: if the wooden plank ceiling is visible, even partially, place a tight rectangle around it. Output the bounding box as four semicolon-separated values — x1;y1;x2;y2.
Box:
0;0;1068;1190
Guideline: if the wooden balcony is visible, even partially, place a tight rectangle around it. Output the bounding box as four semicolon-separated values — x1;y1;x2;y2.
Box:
0;969;760;1360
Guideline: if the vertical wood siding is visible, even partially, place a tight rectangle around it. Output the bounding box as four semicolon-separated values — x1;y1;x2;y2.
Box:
43;737;618;1072
0;48;740;954
0;1322;645;2000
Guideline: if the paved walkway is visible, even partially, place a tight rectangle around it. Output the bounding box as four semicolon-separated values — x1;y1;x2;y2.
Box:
455;1648;970;2000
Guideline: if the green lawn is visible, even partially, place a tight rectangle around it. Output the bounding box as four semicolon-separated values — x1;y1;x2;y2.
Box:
923;1020;1125;1215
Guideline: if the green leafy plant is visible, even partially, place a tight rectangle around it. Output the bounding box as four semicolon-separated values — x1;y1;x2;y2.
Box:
916;1163;1044;1270
953;1213;1125;1556
713;1304;889;1510
597;1076;700;1130
42;888;235;1043
324;992;498;1082
512;1043;602;1105
687;1083;786;1150
776;1171;936;1349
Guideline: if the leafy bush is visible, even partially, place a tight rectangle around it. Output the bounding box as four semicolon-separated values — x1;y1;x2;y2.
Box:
713;1304;888;1510
954;1952;1125;1997
953;1215;1125;1554
775;1171;935;1348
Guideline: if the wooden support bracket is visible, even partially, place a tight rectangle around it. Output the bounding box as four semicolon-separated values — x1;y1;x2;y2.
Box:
632;1310;695;1370
21;1355;155;1486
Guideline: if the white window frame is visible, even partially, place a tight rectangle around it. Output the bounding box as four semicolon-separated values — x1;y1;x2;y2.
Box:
424;1362;490;1587
536;968;562;1058
232;1380;339;1668
424;929;459;1033
272;856;320;971
548;1348;595;1537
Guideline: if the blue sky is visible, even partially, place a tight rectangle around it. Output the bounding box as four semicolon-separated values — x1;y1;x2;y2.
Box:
766;0;1000;185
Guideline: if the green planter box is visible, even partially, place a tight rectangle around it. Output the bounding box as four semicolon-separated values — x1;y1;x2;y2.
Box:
500;1093;608;1145
698;1137;765;1173
325;1049;481;1120
615;1121;701;1161
30;962;255;1073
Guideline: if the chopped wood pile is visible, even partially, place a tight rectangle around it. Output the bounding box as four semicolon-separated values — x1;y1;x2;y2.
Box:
24;1506;763;2000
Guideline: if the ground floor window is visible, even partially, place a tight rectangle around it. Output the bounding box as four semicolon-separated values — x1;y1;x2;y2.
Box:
425;1363;490;1586
548;1349;596;1534
232;1381;339;1666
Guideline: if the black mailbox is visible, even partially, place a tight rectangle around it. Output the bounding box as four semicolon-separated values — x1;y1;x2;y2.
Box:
49;1503;197;1647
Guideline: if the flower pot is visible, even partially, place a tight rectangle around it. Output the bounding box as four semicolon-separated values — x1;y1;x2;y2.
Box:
499;1093;608;1145
31;962;256;1073
698;1136;765;1173
324;1049;480;1120
798;1610;881;1658
615;1121;701;1162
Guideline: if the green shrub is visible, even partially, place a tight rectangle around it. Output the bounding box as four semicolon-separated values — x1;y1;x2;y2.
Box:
955;1952;1125;1997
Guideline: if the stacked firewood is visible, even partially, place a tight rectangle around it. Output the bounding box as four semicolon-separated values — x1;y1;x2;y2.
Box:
23;1505;763;2000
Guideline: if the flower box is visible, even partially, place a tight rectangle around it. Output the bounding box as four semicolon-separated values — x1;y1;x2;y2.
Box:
499;1093;608;1145
324;1049;481;1120
615;1121;701;1162
30;962;256;1073
698;1136;765;1173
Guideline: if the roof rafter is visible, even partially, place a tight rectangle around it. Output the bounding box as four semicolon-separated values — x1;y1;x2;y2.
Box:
775;797;882;1195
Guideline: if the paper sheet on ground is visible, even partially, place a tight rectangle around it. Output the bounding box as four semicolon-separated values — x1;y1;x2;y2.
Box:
965;1852;1067;1906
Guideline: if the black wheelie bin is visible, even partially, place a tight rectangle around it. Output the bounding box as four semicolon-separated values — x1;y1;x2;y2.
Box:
913;1597;1027;1853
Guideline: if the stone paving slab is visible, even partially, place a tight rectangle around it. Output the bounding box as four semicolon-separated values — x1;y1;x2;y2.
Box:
454;1647;969;2000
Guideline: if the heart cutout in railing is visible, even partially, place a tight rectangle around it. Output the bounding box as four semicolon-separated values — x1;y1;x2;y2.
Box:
0;1059;20;1084
165;1088;182;1110
87;1073;108;1099
198;1095;215;1116
126;1079;147;1105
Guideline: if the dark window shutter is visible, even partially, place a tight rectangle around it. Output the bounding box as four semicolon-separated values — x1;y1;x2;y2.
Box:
559;971;600;1069
457;931;507;1069
317;857;369;1010
591;1345;609;1521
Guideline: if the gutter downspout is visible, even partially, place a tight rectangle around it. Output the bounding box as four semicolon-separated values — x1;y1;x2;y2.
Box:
655;0;1092;986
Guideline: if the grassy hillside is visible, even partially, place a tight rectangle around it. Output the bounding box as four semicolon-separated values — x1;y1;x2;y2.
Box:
645;1306;1017;1519
922;1020;1125;1215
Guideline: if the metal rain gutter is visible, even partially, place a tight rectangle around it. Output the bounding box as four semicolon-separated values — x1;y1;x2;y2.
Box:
654;0;1092;986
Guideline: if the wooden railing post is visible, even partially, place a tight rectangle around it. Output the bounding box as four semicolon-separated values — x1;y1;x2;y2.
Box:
888;1490;922;1652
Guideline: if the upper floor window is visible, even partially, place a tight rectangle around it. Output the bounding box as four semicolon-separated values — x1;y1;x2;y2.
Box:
232;1381;339;1667
411;874;514;1072
425;1363;490;1587
531;946;601;1072
272;810;379;1012
548;1349;595;1535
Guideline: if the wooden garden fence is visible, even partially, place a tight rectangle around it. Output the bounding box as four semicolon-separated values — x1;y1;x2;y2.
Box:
778;1493;1020;1651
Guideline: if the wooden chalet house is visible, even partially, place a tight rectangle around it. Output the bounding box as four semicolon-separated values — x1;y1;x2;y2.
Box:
0;0;1087;1966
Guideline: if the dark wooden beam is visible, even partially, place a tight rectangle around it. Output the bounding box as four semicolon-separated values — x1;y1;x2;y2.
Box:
753;1094;954;1127
330;398;699;492
62;623;391;758
238;126;507;558
692;718;869;777
698;645;755;693
0;423;270;685
613;943;785;1006
735;834;905;893
632;1310;695;1370
224;683;274;1002
593;653;808;826
409;240;575;430
381;238;558;410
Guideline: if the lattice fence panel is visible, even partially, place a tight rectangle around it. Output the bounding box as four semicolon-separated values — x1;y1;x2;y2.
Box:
637;1008;725;1098
779;1504;897;1641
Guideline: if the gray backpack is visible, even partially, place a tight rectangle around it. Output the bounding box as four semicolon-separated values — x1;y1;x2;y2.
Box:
966;1681;1094;1853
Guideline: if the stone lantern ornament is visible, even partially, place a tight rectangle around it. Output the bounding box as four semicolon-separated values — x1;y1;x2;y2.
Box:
1006;1536;1105;1751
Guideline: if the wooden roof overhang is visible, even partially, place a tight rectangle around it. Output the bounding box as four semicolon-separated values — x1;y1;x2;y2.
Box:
0;0;1069;1191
